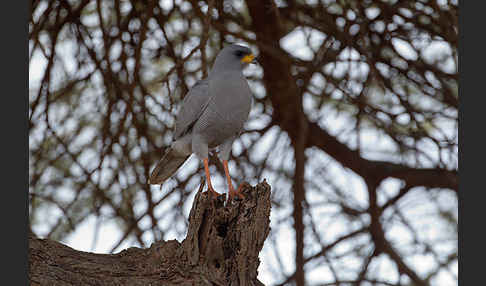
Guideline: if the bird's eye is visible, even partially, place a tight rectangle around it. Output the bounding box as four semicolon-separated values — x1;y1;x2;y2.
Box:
235;50;245;57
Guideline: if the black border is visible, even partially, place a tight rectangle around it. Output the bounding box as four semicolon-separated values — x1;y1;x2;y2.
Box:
2;0;29;284
458;1;474;285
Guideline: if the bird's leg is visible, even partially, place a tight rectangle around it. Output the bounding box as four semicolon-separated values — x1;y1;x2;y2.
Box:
223;160;245;202
204;158;221;198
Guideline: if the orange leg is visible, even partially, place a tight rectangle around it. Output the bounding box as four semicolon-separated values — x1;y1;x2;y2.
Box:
204;158;220;198
223;160;245;202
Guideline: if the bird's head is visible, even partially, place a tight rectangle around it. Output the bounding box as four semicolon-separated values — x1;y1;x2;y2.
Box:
212;44;259;72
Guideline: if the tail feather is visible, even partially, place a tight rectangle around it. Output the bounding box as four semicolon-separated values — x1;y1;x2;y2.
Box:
148;148;190;185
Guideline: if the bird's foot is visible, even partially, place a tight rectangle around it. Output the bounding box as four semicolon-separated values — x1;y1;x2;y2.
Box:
208;185;222;199
228;182;250;202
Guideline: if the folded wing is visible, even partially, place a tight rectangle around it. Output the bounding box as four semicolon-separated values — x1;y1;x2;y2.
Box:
173;79;212;140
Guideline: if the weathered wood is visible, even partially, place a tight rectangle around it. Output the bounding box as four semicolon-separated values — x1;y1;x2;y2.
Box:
29;181;271;286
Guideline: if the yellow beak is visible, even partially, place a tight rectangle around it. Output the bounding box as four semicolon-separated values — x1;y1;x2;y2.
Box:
241;53;255;64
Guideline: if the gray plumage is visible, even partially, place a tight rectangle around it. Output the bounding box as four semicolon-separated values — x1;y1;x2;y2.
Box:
149;44;254;185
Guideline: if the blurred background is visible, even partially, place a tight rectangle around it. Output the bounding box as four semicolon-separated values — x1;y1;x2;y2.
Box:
29;0;458;285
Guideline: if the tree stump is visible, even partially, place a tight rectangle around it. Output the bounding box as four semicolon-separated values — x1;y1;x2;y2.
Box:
29;181;272;286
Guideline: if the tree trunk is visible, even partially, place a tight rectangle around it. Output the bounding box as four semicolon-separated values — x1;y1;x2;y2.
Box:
29;181;272;286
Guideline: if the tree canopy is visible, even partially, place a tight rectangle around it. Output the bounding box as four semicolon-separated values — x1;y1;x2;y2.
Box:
29;0;458;285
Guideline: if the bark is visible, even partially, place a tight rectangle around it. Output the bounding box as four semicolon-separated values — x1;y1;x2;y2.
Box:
29;181;272;286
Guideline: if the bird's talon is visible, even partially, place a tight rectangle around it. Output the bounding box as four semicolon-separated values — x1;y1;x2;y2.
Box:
228;183;247;202
229;191;244;201
207;185;222;199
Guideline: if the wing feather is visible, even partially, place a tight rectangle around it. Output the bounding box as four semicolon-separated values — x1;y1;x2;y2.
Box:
173;79;211;140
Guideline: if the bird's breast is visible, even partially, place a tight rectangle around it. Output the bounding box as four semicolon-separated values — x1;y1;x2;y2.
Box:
208;73;252;124
192;73;252;146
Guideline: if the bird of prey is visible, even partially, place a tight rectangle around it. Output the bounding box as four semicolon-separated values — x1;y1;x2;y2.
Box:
149;44;257;201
